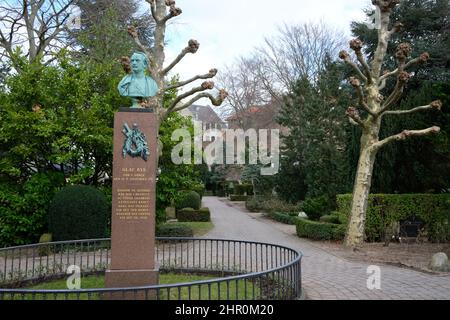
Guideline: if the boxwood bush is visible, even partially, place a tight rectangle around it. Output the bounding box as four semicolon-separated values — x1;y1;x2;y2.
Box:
177;207;211;222
156;223;194;237
234;184;254;196
48;185;109;241
319;213;341;224
230;194;248;201
300;196;330;221
270;212;297;225
295;218;345;241
175;191;201;210
245;196;300;214
336;194;450;242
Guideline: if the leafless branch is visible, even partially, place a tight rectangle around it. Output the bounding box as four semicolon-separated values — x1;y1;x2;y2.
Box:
346;106;366;127
0;0;76;68
161;0;182;24
127;26;154;61
166;81;215;112
384;100;442;115
339;50;368;83
373;126;440;150
165;69;217;91
172;89;229;112
348;77;376;116
349;39;373;84
378;71;410;114
162;39;199;75
379;52;430;83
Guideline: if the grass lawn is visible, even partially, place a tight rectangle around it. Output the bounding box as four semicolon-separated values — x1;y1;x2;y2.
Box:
174;222;214;237
6;273;260;300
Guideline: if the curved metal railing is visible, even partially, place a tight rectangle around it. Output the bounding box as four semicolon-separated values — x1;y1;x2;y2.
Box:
0;238;302;300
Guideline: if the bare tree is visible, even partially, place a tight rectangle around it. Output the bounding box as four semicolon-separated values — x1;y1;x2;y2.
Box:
0;0;77;71
254;21;346;101
217;56;271;129
125;0;227;158
217;21;345;130
340;0;443;248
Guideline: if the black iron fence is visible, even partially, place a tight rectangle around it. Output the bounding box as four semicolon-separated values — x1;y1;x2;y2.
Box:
0;238;302;300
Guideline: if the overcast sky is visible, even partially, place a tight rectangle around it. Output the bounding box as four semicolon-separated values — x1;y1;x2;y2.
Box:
159;0;372;104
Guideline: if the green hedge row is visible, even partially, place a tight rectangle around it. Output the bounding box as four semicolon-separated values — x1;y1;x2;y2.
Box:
234;184;253;196
319;213;340;224
230;195;248;201
177;207;211;222
295;218;346;241
336;194;450;242
270;212;298;225
156;223;194;237
245;196;300;214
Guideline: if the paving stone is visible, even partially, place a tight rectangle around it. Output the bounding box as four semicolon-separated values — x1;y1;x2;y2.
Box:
203;197;450;300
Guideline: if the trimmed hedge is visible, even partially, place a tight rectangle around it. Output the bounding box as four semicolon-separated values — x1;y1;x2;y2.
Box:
177;207;211;222
270;212;298;225
156;223;194;237
234;184;254;196
337;194;450;242
245;196;300;214
48;185;109;241
230;194;248;201
319;213;340;224
296;218;346;241
175;191;201;210
300;196;330;221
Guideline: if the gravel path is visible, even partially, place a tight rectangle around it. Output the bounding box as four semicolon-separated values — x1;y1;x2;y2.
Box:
202;196;450;300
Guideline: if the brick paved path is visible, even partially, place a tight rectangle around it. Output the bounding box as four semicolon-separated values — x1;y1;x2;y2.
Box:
202;197;450;300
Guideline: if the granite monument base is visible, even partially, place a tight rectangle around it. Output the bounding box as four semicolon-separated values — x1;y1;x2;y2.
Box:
105;108;159;300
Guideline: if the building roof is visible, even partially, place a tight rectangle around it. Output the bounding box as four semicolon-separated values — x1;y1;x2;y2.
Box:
185;104;225;125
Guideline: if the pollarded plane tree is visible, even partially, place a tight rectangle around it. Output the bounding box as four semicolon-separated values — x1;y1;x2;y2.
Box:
340;0;443;247
122;0;228;131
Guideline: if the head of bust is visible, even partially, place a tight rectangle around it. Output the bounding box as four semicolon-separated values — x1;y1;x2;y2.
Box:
130;52;148;74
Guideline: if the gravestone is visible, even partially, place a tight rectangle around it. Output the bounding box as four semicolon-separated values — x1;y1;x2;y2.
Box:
105;108;159;299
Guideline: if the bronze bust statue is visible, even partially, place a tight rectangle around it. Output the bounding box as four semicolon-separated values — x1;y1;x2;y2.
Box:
118;52;158;108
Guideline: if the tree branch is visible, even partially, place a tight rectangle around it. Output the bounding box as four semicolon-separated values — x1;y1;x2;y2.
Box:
370;1;400;78
172;90;229;112
378;71;410;114
339;50;367;83
146;0;158;23
165;69;217;91
350;39;373;84
384;100;442;115
166;81;215;112
161;0;182;24
159;89;228;122
161;39;199;75
379;52;430;83
127;26;153;61
372;126;441;151
348;77;376;116
346;107;366;127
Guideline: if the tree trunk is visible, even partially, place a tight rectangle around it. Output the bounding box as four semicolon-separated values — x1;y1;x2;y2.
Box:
344;121;380;247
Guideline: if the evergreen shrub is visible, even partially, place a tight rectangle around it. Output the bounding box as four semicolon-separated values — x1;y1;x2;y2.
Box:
295;218;345;240
175;191;201;210
177;207;211;222
336;194;450;242
300;196;330;221
156;223;194;237
48;185;109;241
270;212;298;225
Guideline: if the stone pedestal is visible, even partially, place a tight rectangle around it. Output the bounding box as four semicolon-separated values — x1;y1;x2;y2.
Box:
105;108;159;299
